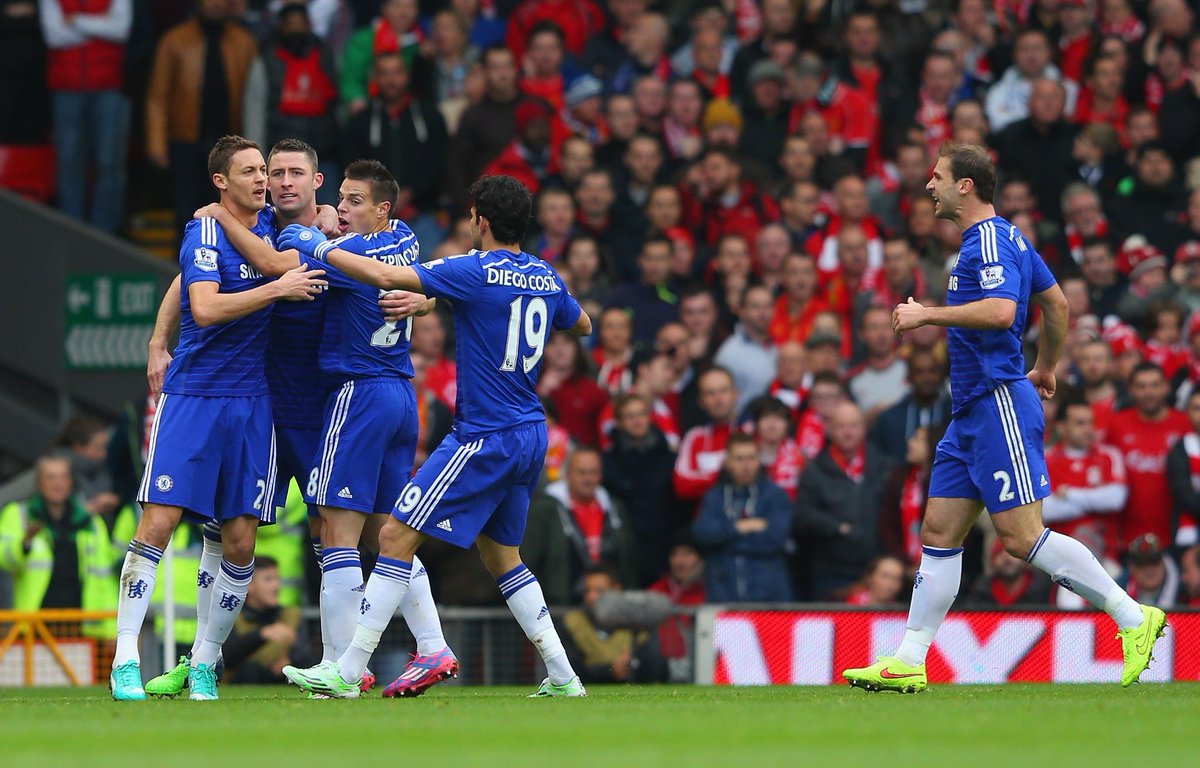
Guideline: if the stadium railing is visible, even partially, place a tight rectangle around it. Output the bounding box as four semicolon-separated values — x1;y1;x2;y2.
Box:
695;605;1200;685
0;609;116;686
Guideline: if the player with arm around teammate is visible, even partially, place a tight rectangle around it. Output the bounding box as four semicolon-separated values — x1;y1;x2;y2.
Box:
110;136;327;701
842;144;1166;693
277;174;594;698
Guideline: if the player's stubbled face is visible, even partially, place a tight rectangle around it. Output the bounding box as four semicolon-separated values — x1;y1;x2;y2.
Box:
269;152;318;215
223;148;268;212
337;179;381;234
926;157;958;220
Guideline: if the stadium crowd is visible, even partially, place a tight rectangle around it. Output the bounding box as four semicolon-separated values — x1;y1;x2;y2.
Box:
10;0;1200;679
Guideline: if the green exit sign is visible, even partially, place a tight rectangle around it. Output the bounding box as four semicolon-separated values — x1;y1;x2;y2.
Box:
65;274;160;370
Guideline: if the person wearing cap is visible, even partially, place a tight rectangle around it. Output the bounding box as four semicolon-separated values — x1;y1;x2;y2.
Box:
482;97;557;195
1112;141;1189;253
700;97;744;150
728;0;797;104
1172;241;1200;313
740;59;791;175
1119;534;1181;607
559;73;607;143
1116;237;1174;327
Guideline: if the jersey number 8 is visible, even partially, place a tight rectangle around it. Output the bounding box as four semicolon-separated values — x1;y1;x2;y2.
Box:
500;296;547;373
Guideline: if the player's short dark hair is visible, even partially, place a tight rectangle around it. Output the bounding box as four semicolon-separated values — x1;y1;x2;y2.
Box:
726;431;758;452
1130;361;1165;382
344;159;399;210
208;135;262;177
467;175;532;244
268;138;319;172
938;142;996;204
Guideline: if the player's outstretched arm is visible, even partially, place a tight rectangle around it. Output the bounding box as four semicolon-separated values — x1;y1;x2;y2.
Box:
277;224;426;292
1029;282;1069;400
188;264;327;327
148;275;181;396
568;308;593;337
893;296;1016;333
195;205;299;277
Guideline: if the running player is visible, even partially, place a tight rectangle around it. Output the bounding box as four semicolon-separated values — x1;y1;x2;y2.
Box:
277;174;593;698
186;158;458;698
111;136;327;701
842;144;1166;693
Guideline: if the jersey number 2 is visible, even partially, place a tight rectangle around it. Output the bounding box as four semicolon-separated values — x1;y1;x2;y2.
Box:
500;297;547;373
993;470;1015;503
371;317;413;348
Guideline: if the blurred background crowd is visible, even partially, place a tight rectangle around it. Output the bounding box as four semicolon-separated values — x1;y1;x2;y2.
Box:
6;0;1200;683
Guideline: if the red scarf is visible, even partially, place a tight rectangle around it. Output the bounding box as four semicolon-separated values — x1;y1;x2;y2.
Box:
692;70;730;100
796;410;826;460
829;444;866;482
900;466;925;563
276;47;337;117
915;89;950;159
1065;218;1108;265
572;498;605;563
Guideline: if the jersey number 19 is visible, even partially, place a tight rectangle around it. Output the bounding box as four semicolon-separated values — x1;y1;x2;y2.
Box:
501;296;547;373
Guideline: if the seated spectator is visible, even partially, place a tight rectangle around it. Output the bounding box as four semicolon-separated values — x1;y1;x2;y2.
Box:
674;367;742;504
525;447;636;603
713;285;775;413
700;97;742;151
603;392;680;585
223;556;308;683
539;331;608;447
769;253;828;345
598;352;681;450
648;536;705;682
709;234;753;329
1115;240;1173;340
0;456;116;633
1081;238;1125;323
57;415;119;521
795;370;847;462
518;21;580;113
1180;544;1200;605
869;349;950;464
575;169;637;275
677;286;725;370
343;52;448;238
1166;388;1200;548
525;186;576;263
683;146;779;251
754;224;791;295
795;402;894;600
806;175;883;277
1143;302;1189;382
542;134;595;193
605;236;679;347
751;397;803;501
561;563;665;684
693;433;792;602
484;98;557;196
341;0;423;115
985;28;1078;133
848;306;909;419
767;341;810;422
1044;399;1128;570
559;74;607;143
1112;142;1189;255
559;235;611;311
242;4;338;193
588;311;629;396
880;426;941;567
1120;533;1181;607
965;539;1053;607
844;555;906;606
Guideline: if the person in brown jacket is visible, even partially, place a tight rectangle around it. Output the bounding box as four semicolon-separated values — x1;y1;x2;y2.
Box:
145;0;257;233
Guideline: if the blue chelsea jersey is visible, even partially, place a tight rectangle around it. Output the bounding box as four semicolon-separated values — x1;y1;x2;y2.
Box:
164;210;277;397
414;249;583;438
945;216;1057;414
303;220;421;381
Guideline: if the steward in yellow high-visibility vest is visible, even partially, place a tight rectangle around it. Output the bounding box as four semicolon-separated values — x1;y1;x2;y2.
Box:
0;457;117;638
252;480;308;608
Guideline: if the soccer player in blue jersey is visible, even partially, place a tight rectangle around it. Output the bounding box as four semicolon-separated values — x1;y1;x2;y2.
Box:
843;144;1166;693
192;158;457;698
110;136;328;701
277;174;593;698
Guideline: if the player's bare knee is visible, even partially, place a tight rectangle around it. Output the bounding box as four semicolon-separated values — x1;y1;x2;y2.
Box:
135;504;180;549
476;539;522;578
320;506;365;548
219;517;258;565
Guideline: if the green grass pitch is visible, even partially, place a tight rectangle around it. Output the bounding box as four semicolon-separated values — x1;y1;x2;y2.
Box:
2;683;1196;767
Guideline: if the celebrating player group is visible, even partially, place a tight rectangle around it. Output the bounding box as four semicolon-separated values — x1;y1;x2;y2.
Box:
110;134;591;702
109;134;1162;703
